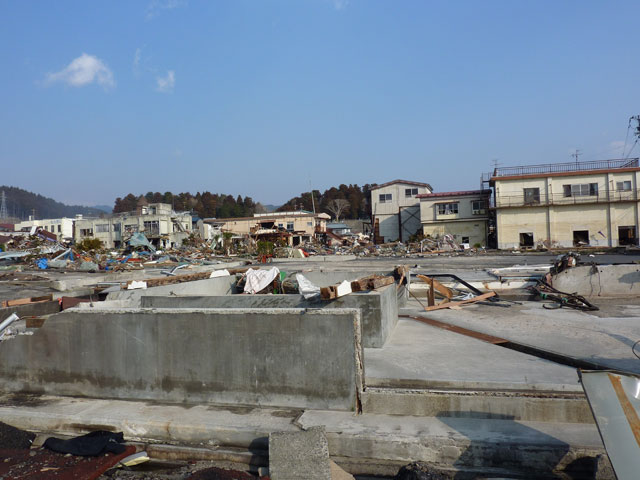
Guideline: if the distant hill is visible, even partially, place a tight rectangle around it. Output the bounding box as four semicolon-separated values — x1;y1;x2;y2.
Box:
92;204;113;214
0;186;106;220
263;204;280;212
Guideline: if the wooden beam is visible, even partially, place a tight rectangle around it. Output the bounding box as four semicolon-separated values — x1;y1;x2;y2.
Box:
424;291;496;312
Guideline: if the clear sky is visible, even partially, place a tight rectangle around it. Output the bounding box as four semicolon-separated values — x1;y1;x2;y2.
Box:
1;0;639;207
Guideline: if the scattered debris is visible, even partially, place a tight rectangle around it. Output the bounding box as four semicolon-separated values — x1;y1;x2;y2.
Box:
529;279;599;311
320;274;395;300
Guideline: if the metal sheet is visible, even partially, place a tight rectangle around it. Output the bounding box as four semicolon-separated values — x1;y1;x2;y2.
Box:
581;370;640;480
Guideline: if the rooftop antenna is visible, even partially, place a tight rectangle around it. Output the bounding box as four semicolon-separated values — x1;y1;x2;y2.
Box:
571;149;581;165
0;191;7;220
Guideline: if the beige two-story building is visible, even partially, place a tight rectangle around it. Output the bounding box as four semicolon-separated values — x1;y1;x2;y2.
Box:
370;180;433;243
491;158;640;249
418;190;491;247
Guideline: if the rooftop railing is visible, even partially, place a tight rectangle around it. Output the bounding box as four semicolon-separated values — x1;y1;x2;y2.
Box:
494;188;638;208
492;158;639;178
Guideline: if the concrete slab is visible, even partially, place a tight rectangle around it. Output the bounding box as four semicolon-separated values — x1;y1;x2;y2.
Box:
0;394;299;449
106;276;237;303
298;410;606;478
402;300;640;374
141;282;397;348
0;307;364;410
364;318;582;392
269;426;331;480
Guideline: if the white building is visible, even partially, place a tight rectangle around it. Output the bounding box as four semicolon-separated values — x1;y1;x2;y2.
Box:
15;217;76;241
370;180;433;243
74;203;192;249
491;158;640;249
418;190;491;247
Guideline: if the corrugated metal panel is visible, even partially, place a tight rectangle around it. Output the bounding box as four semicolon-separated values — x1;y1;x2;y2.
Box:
581;370;640;480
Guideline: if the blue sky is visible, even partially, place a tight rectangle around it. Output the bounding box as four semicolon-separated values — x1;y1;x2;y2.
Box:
1;0;639;207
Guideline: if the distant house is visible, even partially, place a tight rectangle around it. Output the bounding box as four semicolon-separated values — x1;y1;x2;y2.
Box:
74;203;192;249
370;180;433;243
0;223;15;232
326;222;352;236
15;217;75;241
204;211;329;246
418;190;491;247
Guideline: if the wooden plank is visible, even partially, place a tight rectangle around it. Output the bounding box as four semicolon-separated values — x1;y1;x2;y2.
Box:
428;277;436;307
417;275;453;299
125;268;251;289
3;294;53;307
424;291;496;312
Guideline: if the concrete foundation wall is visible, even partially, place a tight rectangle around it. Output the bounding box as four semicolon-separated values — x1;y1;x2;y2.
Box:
0;308;363;410
141;283;397;348
106;276;237;305
552;264;640;297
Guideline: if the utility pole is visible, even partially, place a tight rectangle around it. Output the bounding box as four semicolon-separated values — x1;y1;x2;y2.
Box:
0;191;8;220
309;180;316;214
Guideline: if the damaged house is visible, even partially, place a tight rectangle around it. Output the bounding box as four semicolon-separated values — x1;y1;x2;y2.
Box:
204;211;329;246
74;203;193;249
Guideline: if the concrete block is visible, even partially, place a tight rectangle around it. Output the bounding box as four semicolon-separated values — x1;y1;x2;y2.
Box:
141;283;397;348
0;307;363;411
106;276;237;304
269;426;331;480
552;264;640;297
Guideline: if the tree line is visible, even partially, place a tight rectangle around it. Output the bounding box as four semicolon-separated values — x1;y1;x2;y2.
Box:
113;183;375;221
277;184;374;220
113;192;263;219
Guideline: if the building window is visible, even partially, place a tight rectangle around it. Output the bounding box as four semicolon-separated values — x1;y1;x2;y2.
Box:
461;236;470;244
519;232;534;247
573;230;589;246
95;224;109;233
125;224;138;233
379;193;392;203
437;203;459;215
113;223;121;232
471;200;487;215
617;181;632;191
307;222;313;227
80;228;93;236
57;225;61;233
523;188;540;205
286;222;294;231
143;221;160;235
619;226;637;246
562;183;598;197
405;188;418;197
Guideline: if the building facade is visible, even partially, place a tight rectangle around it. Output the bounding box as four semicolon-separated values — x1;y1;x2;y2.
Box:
418;190;491;247
74;203;192;249
15;217;76;241
490;158;640;249
205;211;329;246
370;180;433;243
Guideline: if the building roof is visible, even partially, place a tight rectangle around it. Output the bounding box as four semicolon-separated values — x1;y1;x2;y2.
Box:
327;222;350;229
370;179;433;191
417;189;491;199
490;158;640;181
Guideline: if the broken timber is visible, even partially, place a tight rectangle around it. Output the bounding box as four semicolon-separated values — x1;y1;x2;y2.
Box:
123;268;251;290
424;291;496;311
320;275;395;300
1;294;53;308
